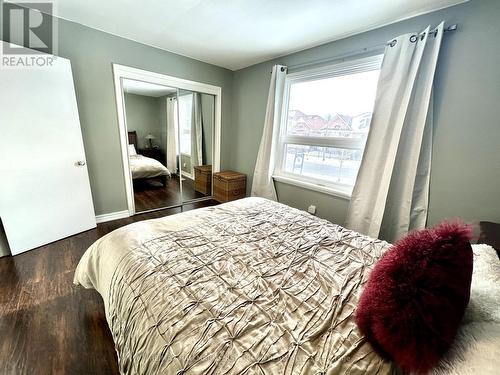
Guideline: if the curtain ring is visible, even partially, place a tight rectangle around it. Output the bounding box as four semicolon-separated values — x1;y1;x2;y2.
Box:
420;33;426;41
389;39;397;47
410;35;418;43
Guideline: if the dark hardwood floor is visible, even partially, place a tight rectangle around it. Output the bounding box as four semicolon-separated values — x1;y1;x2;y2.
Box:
0;200;218;375
134;175;206;213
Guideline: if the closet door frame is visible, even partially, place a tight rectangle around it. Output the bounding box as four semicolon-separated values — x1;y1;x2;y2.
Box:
112;63;222;216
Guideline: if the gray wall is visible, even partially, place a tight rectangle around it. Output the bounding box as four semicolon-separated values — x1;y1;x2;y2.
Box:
229;0;500;226
66;22;233;216
2;0;499;228
124;93;166;154
1;14;233;216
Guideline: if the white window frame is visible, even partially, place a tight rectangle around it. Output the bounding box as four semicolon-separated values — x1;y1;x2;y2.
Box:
273;54;383;199
177;92;193;157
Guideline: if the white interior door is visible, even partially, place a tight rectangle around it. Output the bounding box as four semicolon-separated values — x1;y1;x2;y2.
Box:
0;42;96;255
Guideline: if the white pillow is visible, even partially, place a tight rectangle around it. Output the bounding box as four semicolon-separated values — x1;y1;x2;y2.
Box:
432;244;500;374
464;244;500;322
128;144;137;156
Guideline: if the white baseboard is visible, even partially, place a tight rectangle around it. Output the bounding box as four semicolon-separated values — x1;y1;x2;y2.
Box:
95;210;130;224
181;171;194;180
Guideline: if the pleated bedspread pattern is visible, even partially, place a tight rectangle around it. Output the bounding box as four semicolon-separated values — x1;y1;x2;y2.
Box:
108;198;394;374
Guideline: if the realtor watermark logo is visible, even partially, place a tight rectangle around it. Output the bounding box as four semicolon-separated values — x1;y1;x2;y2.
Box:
1;0;58;68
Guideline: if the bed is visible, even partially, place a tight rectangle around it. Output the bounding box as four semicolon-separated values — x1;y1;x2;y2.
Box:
74;198;499;374
128;131;170;186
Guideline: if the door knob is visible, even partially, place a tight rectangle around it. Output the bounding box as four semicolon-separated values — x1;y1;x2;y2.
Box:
75;161;86;166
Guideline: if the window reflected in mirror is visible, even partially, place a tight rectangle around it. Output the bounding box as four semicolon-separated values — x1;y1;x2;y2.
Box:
177;90;214;203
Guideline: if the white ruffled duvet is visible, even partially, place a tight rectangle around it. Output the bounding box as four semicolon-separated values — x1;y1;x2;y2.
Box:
129;154;170;179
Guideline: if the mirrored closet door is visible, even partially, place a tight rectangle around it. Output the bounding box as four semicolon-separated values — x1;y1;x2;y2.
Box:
177;89;215;204
122;79;181;213
115;67;220;216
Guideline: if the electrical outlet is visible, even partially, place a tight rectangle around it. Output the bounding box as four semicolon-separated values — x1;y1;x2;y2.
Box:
307;205;316;215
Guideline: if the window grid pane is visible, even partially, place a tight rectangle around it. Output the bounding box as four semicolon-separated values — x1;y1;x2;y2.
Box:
278;64;380;190
283;144;363;186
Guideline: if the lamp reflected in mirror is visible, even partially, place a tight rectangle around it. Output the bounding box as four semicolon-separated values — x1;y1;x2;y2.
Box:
145;133;155;149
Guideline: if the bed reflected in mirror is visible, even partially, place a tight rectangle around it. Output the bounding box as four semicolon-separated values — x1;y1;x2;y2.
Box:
115;66;220;215
122;79;181;213
177;89;215;203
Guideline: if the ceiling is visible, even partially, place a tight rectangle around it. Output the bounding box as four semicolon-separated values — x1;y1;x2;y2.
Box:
122;79;176;97
54;0;467;71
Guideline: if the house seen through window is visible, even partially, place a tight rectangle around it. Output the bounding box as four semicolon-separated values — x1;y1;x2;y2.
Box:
274;55;382;197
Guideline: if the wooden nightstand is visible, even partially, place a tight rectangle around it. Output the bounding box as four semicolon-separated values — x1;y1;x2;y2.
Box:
138;148;163;163
213;171;246;203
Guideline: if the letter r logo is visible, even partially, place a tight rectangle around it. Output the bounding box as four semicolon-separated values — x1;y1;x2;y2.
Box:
2;2;54;55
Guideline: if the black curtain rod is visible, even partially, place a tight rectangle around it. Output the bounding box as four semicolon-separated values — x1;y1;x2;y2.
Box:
283;24;458;72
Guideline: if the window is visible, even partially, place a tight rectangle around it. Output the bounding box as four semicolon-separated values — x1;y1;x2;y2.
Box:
178;93;192;155
273;55;382;198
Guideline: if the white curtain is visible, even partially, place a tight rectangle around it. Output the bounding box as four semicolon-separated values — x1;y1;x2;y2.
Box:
191;92;203;169
345;22;444;243
166;97;178;173
251;65;287;201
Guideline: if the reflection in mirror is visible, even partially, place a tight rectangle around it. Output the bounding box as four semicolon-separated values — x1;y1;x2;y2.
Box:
122;78;181;213
177;90;215;203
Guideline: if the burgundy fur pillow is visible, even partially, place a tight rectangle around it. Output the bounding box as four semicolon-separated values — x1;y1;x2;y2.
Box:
356;222;473;374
